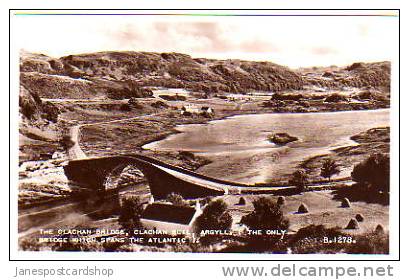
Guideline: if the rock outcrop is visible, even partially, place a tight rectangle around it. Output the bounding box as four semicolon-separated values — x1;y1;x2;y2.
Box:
19;86;59;123
269;133;298;145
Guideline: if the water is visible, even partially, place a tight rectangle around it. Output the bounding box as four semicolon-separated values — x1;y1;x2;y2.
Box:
143;109;389;184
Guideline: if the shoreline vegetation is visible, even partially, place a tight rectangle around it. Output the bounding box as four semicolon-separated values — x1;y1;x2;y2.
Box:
298;126;390;182
18;51;391;253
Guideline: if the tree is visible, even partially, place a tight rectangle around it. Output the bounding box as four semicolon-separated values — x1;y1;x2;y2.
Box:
166;192;188;206
240;196;289;232
194;199;232;233
42;101;60;122
118;196;144;231
289;170;308;192
119;103;132;112
351;153;390;193
128;97;143;109
324;93;348;103
320;158;341;182
60;135;75;149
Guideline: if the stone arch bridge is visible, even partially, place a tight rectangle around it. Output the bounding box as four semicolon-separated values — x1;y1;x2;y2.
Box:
64;154;266;200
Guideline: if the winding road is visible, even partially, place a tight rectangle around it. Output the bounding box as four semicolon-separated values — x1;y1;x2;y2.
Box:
19;113;160;236
67;112;161;160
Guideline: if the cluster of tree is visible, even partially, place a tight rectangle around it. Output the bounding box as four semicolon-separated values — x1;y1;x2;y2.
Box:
119;98;144;112
289;158;341;192
240;196;289;232
194;196;290;238
19;88;60;122
41;101;60;122
351;153;390;193
107;80;153;100
271;93;303;101
166;192;189;207
194;199;232;233
118;196;144;231
159;94;187;101
324;93;349;103
288;153;389;194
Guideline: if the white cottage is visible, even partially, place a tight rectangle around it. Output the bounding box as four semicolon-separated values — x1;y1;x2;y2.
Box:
180;105;214;116
181;105;201;115
140;202;202;232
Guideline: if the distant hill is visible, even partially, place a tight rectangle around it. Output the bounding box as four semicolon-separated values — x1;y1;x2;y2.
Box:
20;51;305;99
300;61;391;90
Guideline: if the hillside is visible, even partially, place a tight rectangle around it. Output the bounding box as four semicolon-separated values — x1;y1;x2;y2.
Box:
19;85;62;162
20;51;391;100
300;61;391;90
20;51;305;98
18;51;391;161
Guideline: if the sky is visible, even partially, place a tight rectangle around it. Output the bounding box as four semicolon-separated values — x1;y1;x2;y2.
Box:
13;13;398;68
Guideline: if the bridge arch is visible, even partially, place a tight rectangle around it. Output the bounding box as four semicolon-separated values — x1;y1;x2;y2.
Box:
103;163;146;191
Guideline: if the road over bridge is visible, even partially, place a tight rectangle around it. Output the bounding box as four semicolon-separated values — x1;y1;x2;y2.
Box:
64;154;288;200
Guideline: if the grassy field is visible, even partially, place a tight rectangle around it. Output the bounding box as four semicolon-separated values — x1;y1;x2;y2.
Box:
224;190;388;234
